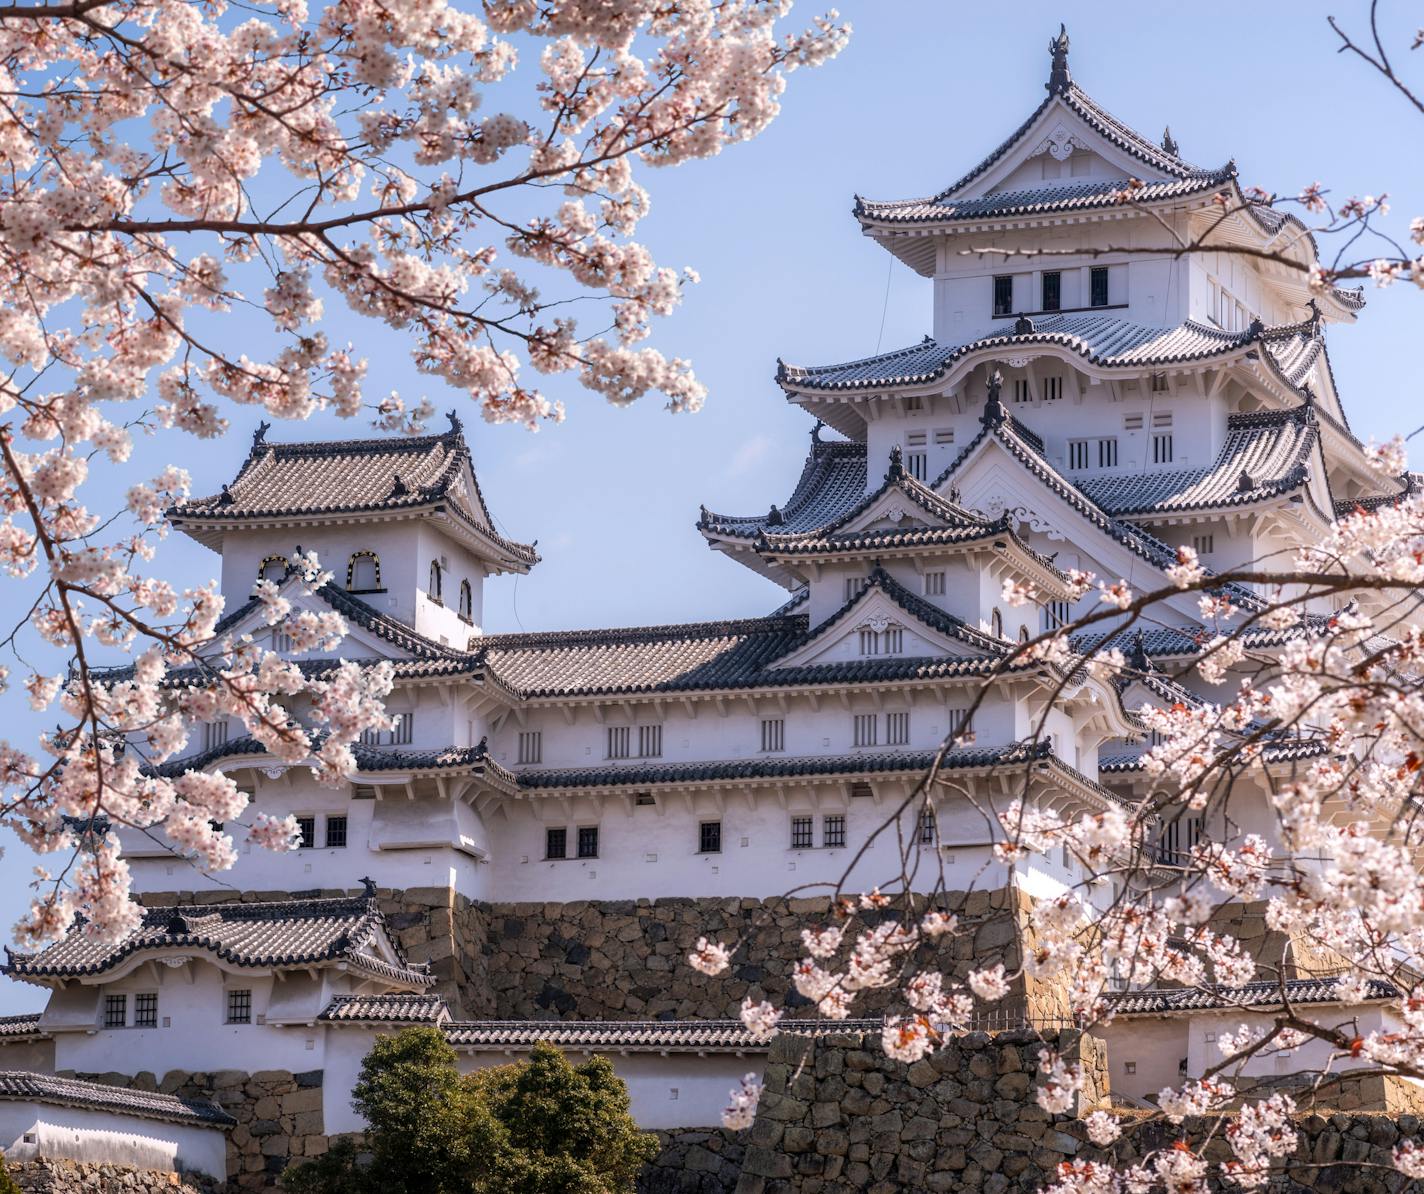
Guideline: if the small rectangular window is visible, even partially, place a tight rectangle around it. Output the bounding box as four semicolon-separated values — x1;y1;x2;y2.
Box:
1043;601;1072;630
883;627;904;655
790;816;814;849
1150;372;1169;393
905;451;928;482
886;710;910;746
546;827;567;860
933;428;955;445
1123;413;1145;431
823;814;847;849
1192;533;1215;556
919;806;937;845
947;707;970;739
134;993;158;1029
1090;266;1109;308
1097;437;1119;468
226;989;252;1025
1041;271;1061;312
858;628;880;657
849;781;874;799
607;726;631;759
1042;376;1063;401
324;815;348;849
104;994;127;1029
517;730;542;765
296;816;315;850
699;821;722;854
993;274;1014;317
906;431;927;447
634;793;656;807
853;713;878;748
577;826;599;859
760;718;785;753
271;629;294;654
843;577;867;604
393;713;413;745
1153;433;1174;464
637;724;663;758
1152;411;1173;428
1013;379;1031;404
905;395;924;412
923;571;946;597
202;721;228;752
1067;439;1089;470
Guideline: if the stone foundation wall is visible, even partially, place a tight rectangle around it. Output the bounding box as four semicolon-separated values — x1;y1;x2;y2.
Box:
736;1029;1424;1194
480;887;1056;1022
6;1158;217;1193
68;1068;325;1192
638;1128;746;1194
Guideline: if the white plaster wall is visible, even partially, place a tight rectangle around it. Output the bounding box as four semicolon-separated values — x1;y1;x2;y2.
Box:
0;1037;54;1072
1093;1016;1188;1103
1183;1006;1398;1083
0;1102;228;1180
49;962;329;1078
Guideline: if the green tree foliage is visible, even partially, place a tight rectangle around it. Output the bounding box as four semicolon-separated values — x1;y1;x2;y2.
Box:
284;1029;657;1194
0;1152;20;1194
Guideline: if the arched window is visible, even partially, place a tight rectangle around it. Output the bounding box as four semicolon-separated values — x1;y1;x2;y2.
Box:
428;560;443;605
347;551;381;592
1019;624;1030;644
990;608;1004;638
457;579;473;622
258;555;287;584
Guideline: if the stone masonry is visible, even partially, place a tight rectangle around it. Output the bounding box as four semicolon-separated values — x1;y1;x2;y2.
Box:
6;1158;217;1194
734;1029;1424;1194
66;1068;325;1193
638;1128;747;1194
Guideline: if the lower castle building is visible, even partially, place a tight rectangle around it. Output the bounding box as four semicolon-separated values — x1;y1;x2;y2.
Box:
1;30;1419;1191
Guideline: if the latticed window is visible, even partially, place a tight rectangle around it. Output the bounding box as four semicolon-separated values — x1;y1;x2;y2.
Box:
545;827;567;859
760;718;785;753
1192;533;1215;556
858;628;879;656
1042;376;1063;401
823;815;846;849
993;274;1013;317
1068;439;1089;470
295;816;315;849
258;555;287;584
919;806;937;845
457;580;473;622
1013;379;1031;403
134;993;158;1028
325;816;347;849
1152;433;1174;464
853;713;877;748
886;711;910;746
1043;601;1071;630
905;451;928;482
843;577;867;603
699;821;722;854
1150;372;1170;393
607;726;631;759
923;571;945;597
1090;266;1109;308
202;720;228;752
947;707;970;740
883;627;904;654
226;989;252;1024
1097;437;1118;467
104;994;127;1028
428;560;443;604
577;826;599;859
637;725;662;758
1041;271;1061;312
790;816;814;849
517;731;542;765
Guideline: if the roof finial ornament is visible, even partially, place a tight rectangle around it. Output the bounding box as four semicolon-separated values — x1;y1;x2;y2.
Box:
218;483;235;507
887;444;904;482
811;419;824;443
1238;468;1255;493
1162;126;1179;158
949;485;962;506
1013;315;1036;336
360;876;377;898
1128;628;1151;674
766;503;784;527
253;420;271;449
1046;24;1071;94
982;368;1008;428
446;409;463;435
390;474;409;498
1306;297;1322;326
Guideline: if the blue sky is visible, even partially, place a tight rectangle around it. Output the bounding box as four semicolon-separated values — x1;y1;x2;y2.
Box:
0;1;1419;1013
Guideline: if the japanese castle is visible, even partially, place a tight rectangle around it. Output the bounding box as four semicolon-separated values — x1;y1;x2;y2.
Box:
0;30;1411;1189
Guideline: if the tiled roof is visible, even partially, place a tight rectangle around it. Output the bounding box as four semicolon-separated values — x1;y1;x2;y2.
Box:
856;170;1234;226
319;994;451;1024
169;418;536;568
5;894;434;989
442;1018;888;1052
0;1071;234;1127
700;434;867;539
1073;615;1339;662
1099;736;1331;775
1077;407;1319;516
515;739;1062;791
155;734;503;780
0;1014;42;1039
778;317;1254;393
1334;472;1423;517
1112;977;1395;1015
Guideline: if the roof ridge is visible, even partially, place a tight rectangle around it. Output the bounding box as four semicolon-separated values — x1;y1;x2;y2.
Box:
476;612;809;652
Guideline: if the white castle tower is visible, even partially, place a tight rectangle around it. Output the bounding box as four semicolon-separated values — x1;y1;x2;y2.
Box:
0;30;1413;1188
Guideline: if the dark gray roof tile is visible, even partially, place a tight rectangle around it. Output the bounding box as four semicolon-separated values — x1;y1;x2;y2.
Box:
1113;977;1394;1015
0;1071;234;1127
320;994;450;1024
